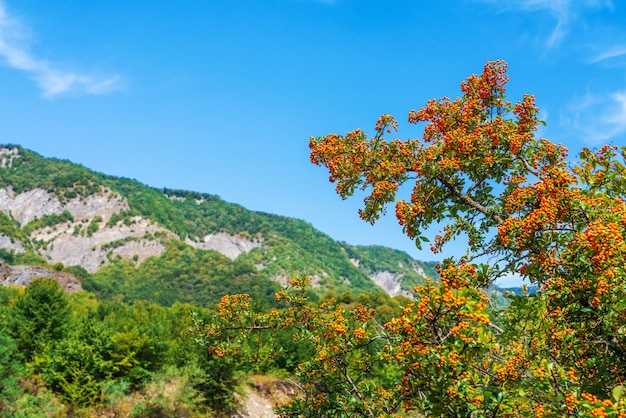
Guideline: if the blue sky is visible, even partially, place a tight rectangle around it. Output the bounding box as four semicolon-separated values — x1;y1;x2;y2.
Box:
0;1;624;285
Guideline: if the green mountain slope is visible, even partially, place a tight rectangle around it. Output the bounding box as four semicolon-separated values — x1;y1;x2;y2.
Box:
0;145;435;305
340;243;438;297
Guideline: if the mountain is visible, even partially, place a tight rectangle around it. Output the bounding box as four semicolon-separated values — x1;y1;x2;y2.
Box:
0;145;436;305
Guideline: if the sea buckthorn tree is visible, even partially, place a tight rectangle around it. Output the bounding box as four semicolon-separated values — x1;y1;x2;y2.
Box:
198;61;626;417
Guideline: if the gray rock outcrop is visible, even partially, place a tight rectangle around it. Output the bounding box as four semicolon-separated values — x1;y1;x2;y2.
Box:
0;262;82;292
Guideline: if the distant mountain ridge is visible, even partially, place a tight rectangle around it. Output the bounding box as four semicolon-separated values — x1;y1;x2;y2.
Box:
0;145;437;305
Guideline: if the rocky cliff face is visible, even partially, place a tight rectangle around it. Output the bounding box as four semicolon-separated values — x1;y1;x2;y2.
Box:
0;145;265;274
370;270;413;298
0;186;169;272
0;186;262;273
186;232;262;260
0;261;82;292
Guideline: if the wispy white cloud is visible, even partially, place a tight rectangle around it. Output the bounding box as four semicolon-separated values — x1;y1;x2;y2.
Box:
590;45;626;63
0;1;122;98
520;0;616;48
478;0;614;49
561;89;626;144
518;0;572;48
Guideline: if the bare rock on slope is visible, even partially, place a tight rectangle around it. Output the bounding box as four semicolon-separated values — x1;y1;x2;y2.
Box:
0;187;172;272
0;262;82;292
0;188;64;226
187;233;262;260
35;216;169;272
371;270;413;298
0;187;129;226
232;376;298;418
0;187;264;273
0;234;25;253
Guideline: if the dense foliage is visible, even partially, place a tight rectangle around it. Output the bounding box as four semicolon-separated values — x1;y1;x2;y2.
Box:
0;275;408;416
197;61;626;417
0;279;290;416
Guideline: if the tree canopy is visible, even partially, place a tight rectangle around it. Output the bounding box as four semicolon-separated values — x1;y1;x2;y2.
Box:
200;61;626;417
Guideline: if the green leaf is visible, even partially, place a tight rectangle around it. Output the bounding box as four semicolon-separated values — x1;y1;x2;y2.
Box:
612;385;624;402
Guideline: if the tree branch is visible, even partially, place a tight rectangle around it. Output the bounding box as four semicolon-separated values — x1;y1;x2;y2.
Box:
437;175;505;225
516;154;540;178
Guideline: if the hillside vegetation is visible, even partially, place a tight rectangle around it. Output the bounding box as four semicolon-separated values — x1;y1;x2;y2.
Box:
0;145;439;416
0;145;436;305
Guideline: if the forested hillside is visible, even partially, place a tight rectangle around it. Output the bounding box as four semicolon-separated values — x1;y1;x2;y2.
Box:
0;145;436;305
0;144;438;416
